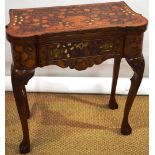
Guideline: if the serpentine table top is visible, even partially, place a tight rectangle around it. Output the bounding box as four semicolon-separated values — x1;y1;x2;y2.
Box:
6;1;147;38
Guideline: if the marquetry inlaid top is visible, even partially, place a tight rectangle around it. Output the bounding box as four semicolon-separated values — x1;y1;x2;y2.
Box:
6;1;148;38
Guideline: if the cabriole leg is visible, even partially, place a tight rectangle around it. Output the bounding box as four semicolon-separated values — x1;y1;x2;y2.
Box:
121;55;145;135
109;57;121;109
11;65;35;154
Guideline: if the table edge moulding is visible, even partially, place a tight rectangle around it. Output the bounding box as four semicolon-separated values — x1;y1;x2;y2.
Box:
6;1;148;154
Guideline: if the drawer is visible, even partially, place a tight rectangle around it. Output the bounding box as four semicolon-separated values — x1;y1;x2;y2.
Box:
38;36;124;67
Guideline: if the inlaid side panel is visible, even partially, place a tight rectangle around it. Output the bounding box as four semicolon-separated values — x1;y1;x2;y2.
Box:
11;44;36;69
124;33;144;58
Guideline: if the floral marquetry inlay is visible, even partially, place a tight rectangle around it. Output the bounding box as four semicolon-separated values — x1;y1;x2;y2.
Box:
47;40;114;60
6;2;147;71
100;43;113;52
12;45;36;69
48;41;89;59
6;1;148;38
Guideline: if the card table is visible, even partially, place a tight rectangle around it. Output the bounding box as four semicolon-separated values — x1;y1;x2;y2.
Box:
6;1;148;154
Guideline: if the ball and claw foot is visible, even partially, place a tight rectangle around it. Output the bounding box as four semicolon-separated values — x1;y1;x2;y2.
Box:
109;99;118;110
19;140;30;154
121;123;132;135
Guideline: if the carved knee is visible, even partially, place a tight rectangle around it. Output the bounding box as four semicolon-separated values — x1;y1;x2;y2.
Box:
11;64;35;86
126;55;145;86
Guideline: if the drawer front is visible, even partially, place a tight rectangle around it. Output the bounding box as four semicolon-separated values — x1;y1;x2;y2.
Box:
47;40;114;60
39;37;124;68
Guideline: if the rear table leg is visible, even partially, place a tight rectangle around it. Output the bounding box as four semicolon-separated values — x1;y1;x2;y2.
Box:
109;57;121;110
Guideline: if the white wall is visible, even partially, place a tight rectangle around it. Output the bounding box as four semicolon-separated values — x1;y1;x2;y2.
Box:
5;0;149;78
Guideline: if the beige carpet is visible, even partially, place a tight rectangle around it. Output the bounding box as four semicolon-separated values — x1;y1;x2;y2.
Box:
6;92;149;155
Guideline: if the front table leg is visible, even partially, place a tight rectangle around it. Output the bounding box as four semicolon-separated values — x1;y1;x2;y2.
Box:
121;55;145;135
11;65;35;154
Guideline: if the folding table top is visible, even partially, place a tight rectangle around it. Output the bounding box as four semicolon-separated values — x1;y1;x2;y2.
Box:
6;1;148;38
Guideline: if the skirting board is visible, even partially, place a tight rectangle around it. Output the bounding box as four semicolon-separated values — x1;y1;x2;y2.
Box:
5;76;149;95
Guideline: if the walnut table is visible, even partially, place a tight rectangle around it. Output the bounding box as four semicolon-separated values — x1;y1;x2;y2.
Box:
6;1;148;154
